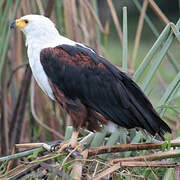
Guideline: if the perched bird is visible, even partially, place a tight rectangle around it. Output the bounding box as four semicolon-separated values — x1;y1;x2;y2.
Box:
10;15;171;148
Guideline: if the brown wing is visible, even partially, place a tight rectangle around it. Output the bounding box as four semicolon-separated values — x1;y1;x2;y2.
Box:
40;44;171;139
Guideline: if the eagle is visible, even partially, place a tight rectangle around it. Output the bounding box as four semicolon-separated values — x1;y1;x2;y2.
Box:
10;15;171;149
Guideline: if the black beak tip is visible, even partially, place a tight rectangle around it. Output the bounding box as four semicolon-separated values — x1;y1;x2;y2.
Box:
10;21;16;29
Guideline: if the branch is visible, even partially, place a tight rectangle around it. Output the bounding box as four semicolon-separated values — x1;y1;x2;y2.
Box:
83;1;104;33
5;164;41;179
132;0;148;67
0;140;82;163
0;148;44;163
107;0;123;46
7;63;28;88
1;62;9;155
40;162;73;180
87;140;180;157
93;161;177;180
109;150;180;164
9;65;32;148
148;0;169;25
1;161;72;180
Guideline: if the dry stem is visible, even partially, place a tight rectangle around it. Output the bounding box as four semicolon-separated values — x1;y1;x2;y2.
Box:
87;140;180;157
93;161;177;180
132;0;148;67
109;150;180;164
148;0;169;25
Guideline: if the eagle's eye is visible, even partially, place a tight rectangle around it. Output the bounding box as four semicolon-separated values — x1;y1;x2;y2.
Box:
24;19;29;24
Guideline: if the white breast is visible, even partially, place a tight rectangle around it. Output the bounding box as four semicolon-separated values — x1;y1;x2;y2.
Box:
28;45;55;100
26;34;77;101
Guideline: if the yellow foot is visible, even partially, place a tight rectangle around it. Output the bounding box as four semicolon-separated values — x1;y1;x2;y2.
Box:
49;131;81;153
57;130;81;153
50;140;78;152
58;139;78;153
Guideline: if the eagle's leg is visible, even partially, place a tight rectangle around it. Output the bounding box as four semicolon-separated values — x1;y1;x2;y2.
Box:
69;130;79;147
58;100;86;152
58;130;80;153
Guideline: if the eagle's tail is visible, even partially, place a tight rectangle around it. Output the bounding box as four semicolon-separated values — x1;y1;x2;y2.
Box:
121;73;171;140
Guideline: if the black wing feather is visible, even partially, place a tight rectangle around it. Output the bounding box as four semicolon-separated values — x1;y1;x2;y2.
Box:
40;44;171;139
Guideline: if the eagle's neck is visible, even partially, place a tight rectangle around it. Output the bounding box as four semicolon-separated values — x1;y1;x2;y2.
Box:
24;26;60;50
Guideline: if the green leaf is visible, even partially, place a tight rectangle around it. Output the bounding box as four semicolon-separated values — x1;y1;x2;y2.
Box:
163;133;172;151
133;0;180;74
133;23;171;82
0;0;21;77
158;71;180;116
56;155;61;163
27;147;44;159
167;134;171;150
124;131;143;157
161;142;168;152
140;28;177;91
90;127;108;148
144;169;151;178
157;105;180;115
64;126;73;141
170;23;180;42
122;6;128;73
100;129;121;159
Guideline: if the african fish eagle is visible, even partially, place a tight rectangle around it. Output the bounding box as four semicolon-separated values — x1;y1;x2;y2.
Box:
10;14;171;148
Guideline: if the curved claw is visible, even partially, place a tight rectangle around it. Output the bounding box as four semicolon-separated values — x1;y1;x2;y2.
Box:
58;138;79;153
50;142;61;152
50;131;80;153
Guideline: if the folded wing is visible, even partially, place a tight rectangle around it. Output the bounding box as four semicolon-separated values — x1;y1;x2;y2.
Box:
40;44;171;140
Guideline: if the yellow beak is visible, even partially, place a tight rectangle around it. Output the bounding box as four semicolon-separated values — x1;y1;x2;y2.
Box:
10;19;27;29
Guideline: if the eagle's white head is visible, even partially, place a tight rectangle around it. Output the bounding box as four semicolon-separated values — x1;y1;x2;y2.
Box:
10;14;60;47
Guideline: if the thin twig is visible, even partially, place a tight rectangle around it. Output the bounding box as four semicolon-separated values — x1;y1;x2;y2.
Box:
7;164;40;180
107;0;123;46
109;150;180;164
79;1;89;44
93;161;177;180
1;62;9;155
40;162;74;180
0;140;85;164
70;157;83;180
132;0;148;68
87;140;180;157
148;0;169;25
83;1;104;33
92;161;99;178
60;144;83;170
7;63;28;88
9;65;32;149
7;145;17;171
0;148;44;163
144;158;159;180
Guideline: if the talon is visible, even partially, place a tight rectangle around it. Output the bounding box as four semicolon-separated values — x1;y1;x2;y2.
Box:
58;141;74;153
58;131;80;153
50;142;61;152
83;143;90;150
